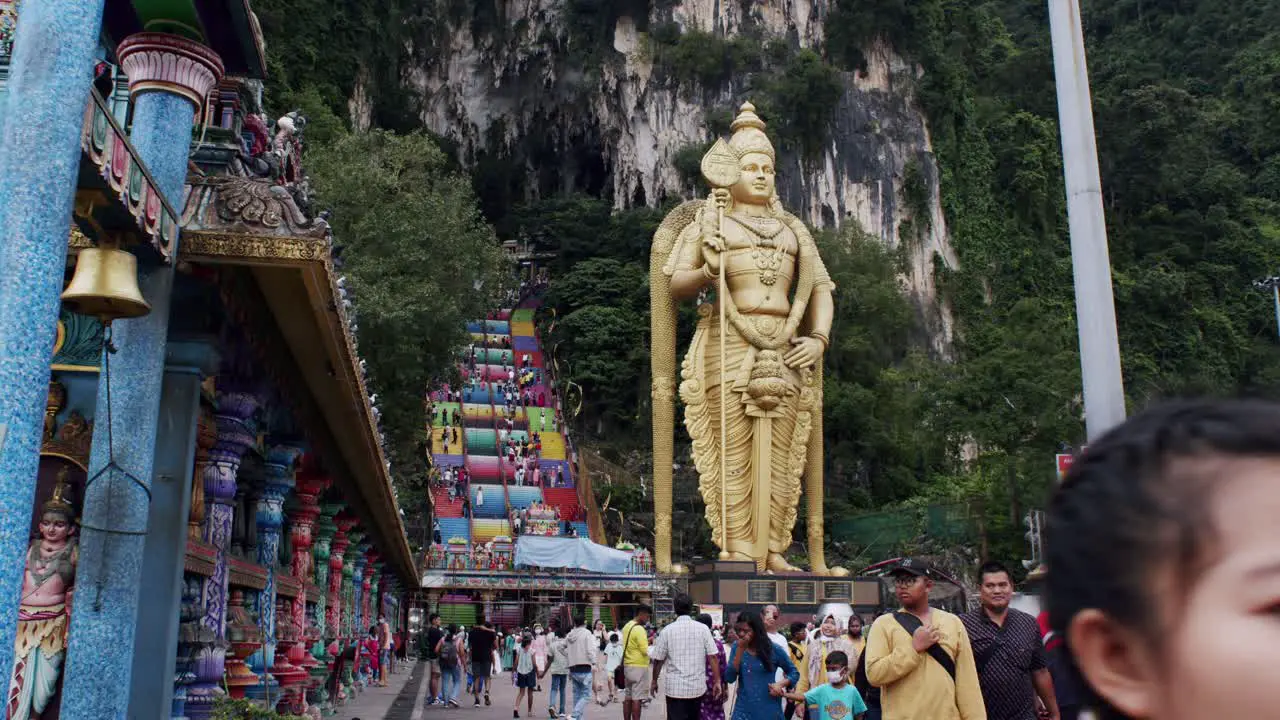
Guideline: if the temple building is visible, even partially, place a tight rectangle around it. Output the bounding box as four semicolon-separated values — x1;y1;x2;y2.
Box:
0;0;413;716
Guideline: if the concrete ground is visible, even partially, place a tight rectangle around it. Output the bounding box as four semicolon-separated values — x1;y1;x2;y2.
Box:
329;661;741;720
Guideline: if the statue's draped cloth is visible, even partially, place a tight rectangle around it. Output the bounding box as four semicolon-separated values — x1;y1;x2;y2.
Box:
674;235;834;560
7;603;68;718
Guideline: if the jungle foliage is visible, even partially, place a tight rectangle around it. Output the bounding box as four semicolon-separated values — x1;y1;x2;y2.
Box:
306;129;511;545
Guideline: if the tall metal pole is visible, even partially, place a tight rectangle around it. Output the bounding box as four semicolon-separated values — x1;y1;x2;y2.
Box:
1049;0;1126;441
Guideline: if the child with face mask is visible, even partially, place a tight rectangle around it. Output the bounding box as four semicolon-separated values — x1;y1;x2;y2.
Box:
785;651;866;720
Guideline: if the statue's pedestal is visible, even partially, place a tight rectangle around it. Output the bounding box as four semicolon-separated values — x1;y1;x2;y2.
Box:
687;561;882;621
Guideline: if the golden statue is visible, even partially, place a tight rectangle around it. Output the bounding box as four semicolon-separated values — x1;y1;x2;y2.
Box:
651;102;847;576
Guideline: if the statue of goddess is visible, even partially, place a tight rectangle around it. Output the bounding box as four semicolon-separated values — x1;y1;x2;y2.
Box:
651;103;846;575
7;472;77;719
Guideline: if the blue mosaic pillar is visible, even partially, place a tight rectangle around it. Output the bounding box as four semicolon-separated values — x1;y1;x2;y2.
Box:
257;444;301;674
60;32;223;719
0;0;105;680
125;340;218;720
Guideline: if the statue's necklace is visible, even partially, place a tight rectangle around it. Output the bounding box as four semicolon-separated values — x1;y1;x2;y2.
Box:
29;543;71;587
729;214;787;291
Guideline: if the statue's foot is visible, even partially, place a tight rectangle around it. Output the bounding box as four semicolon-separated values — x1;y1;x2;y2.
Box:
766;553;801;573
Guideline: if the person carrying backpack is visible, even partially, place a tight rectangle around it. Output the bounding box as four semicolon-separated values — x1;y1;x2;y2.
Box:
439;625;465;707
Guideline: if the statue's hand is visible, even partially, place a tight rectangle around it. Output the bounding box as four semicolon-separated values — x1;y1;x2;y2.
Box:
784;336;824;369
702;233;724;276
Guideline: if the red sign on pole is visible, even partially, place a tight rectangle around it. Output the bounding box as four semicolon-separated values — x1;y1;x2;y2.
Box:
1056;450;1086;483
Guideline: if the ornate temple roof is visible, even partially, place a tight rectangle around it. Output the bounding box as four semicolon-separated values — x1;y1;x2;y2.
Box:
178;171;417;586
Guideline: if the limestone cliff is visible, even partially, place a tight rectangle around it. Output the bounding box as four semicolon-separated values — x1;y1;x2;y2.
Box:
367;0;956;351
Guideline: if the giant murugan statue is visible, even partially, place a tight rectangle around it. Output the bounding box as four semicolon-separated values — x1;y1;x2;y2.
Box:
7;472;77;719
651;102;846;576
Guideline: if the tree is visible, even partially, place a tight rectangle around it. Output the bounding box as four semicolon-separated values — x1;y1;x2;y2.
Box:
307;129;512;538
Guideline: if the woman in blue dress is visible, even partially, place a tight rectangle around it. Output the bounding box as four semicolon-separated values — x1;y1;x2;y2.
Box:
724;611;800;720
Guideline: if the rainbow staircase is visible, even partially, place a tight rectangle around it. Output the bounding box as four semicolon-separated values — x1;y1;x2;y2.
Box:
431;299;594;550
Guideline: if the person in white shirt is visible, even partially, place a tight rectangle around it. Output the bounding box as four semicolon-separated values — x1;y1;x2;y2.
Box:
565;617;599;720
650;594;723;720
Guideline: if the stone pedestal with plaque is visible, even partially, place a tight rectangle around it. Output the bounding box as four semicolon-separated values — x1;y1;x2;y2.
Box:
687;561;882;620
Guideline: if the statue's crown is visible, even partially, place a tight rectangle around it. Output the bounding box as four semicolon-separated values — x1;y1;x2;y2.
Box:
728;102;775;162
43;467;74;519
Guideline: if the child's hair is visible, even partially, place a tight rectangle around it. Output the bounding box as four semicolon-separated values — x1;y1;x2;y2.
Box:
789;621;807;636
825;650;848;669
1046;399;1280;719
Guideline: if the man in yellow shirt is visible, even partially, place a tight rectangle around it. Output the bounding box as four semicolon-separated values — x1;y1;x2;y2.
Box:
621;604;652;720
865;558;986;720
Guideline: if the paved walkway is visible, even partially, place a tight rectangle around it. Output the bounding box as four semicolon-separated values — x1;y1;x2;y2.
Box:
329;662;730;720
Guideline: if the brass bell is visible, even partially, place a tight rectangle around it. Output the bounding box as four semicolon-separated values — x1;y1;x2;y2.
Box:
61;247;151;322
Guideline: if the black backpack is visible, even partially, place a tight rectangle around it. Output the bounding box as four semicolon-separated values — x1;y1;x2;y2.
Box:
441;638;459;668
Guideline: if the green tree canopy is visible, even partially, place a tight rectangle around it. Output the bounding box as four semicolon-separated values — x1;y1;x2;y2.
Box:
307;129;512;538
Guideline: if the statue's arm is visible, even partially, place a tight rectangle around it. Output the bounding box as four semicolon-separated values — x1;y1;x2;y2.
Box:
668;223;712;301
806;287;834;348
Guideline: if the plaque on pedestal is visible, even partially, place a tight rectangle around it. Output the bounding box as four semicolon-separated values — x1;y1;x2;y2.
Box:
686;561;881;618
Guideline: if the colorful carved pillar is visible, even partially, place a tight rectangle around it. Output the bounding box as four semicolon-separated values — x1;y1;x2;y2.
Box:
312;504;337;642
0;0;106;677
181;389;258;716
329;513;356;639
342;529;364;640
189;405;216;541
481;591;496;624
311;504;337;713
352;549;368;637
257;443;301;676
362;554;379;630
286;460;325;710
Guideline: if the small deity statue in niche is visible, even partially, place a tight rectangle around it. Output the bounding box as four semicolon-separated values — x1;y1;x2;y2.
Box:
7;470;77;719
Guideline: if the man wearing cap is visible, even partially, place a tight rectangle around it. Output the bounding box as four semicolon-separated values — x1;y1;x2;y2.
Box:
865;558;986;720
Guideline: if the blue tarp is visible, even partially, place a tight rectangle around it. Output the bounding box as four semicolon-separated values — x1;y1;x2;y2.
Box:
514;536;633;574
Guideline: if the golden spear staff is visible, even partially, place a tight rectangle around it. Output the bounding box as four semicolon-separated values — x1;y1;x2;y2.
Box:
701;139;739;561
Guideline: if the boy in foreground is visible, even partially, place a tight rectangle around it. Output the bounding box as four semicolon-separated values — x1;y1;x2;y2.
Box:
785;650;866;720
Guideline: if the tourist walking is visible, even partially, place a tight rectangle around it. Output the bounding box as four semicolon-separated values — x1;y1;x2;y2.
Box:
961;561;1058;720
604;632;623;703
548;626;570;718
796;615;856;695
846;616;865;659
592;635;611;705
378;614;393;683
650;595;723;720
724;611;799;720
471;617;498;707
503;628;517;670
696;613;728;720
565;614;599;720
425;613;445;706
864;558;984;720
438;626;464;707
783;650;867;720
514;633;540;718
621;604;653;720
532;624;550;691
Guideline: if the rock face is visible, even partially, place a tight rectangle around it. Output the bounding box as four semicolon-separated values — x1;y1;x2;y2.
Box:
383;0;956;351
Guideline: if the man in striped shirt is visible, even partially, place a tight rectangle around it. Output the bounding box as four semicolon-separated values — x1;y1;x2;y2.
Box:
650;594;722;720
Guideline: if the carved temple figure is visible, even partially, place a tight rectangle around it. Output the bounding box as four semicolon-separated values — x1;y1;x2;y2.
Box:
651;102;846;576
7;472;78;719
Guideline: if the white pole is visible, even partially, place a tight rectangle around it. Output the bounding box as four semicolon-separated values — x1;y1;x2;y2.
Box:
1049;0;1126;441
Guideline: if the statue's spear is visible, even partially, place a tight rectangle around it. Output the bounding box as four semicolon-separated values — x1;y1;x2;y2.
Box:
701;138;739;561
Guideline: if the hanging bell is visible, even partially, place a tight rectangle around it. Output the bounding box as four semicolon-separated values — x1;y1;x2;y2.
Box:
61;247;151;322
